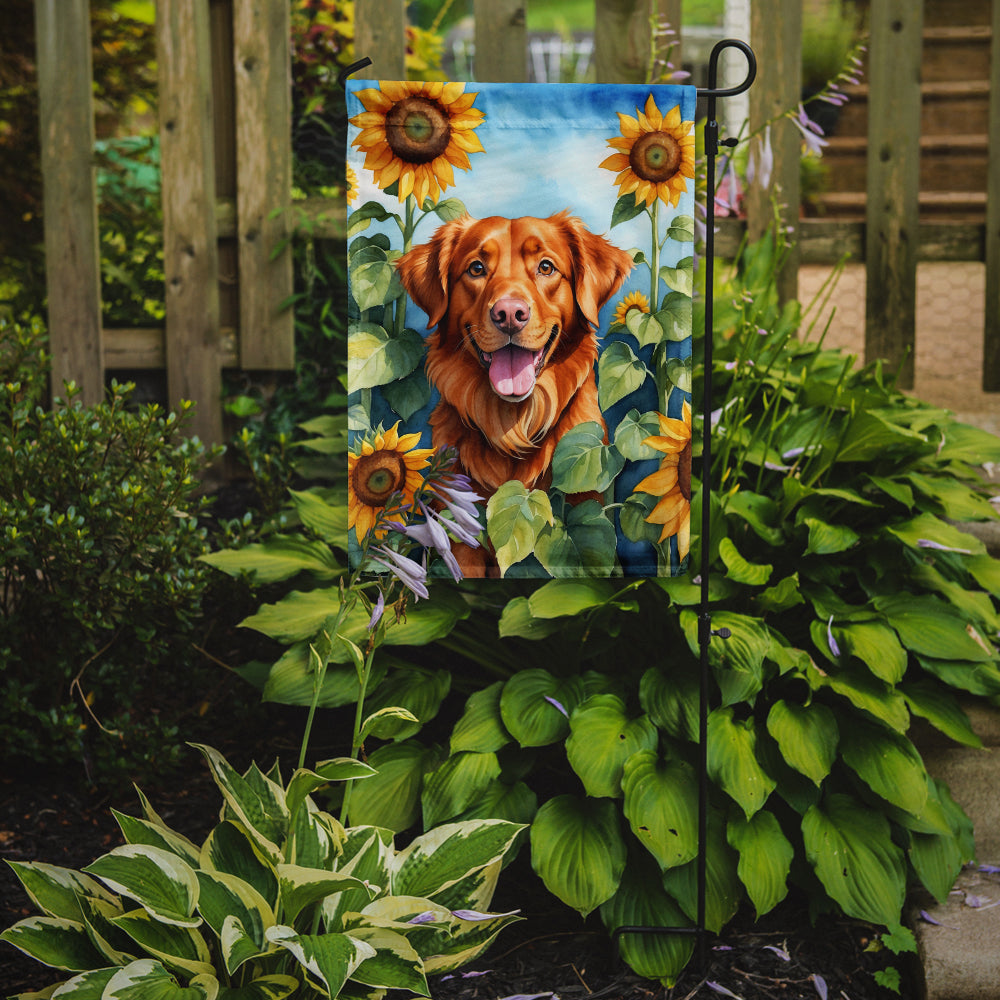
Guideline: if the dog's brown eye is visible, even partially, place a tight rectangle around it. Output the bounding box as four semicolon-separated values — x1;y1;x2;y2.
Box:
538;259;556;275
467;260;486;277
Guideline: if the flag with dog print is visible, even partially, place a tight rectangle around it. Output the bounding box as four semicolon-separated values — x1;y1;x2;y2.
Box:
346;80;695;579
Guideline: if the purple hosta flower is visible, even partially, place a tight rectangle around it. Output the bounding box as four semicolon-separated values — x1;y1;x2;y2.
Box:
791;104;828;156
407;911;438;925
441;970;493;982
367;590;385;631
746;124;774;190
763;944;791;961
917;538;973;555
979;864;1000;874
811;974;828;1000
398;503;463;582
452;908;521;921
432;474;484;546
827;615;841;657
544;695;569;718
371;545;429;600
706;983;742;999
715;156;742;216
497;994;557;1000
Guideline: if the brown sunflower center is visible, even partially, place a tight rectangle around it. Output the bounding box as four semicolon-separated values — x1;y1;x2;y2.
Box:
385;96;451;164
630;131;683;183
678;439;692;502
353;451;407;507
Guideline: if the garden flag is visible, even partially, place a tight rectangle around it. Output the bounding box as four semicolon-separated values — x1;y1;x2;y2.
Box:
346;80;696;579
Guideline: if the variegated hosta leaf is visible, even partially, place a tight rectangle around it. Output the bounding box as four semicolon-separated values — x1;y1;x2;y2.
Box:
110;908;214;979
706;707;776;819
288;802;343;870
276;864;376;925
422;906;522;975
802;793;906;926
265;926;376;998
45;966;118;997
200;822;279;910
195;871;274;974
391;820;525;901
102;958;218;999
421;859;501;917
0;916;107;972
285;760;375;825
529;795;626;917
727;810;793;918
191;745;288;863
214;975;300;1000
83;846;200;928
4;861;118;922
621;751;699;871
345;926;429;995
112;810;202;868
323;829;393;931
565;695;658;798
599;854;694;987
77;894;135;966
765;700;838;786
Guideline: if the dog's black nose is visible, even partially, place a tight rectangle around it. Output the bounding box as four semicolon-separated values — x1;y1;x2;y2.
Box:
490;297;530;334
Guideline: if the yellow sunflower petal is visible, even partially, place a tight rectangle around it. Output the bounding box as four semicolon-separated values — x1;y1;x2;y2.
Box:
634;465;680;496
644;94;663;129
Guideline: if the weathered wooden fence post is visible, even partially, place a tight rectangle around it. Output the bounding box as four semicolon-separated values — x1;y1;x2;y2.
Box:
864;0;923;389
474;0;527;82
746;0;801;305
984;0;1000;390
354;0;406;80
157;0;223;445
34;0;104;405
233;0;294;370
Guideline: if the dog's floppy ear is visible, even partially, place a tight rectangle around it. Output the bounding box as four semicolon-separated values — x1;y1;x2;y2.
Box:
396;215;477;331
553;211;634;331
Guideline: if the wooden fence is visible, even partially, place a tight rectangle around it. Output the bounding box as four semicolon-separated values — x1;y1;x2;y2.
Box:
33;0;1000;445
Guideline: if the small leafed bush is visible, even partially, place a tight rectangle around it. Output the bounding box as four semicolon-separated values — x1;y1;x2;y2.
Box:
1;744;524;998
0;317;219;782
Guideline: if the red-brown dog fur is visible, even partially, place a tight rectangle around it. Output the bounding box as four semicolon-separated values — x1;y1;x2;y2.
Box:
396;211;633;498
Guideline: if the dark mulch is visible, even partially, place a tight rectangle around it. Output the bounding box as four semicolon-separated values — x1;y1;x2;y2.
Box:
1;747;915;1000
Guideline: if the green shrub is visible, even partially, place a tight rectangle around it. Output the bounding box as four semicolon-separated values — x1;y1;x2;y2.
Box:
1;743;524;998
0;317;221;783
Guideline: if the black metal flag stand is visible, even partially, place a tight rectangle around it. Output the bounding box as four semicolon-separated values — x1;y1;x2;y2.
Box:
611;38;756;971
341;38;758;975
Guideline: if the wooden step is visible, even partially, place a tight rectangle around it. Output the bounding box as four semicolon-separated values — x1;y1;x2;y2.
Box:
821;134;989;193
813;189;987;222
922;0;992;28
922;25;993;83
833;80;991;137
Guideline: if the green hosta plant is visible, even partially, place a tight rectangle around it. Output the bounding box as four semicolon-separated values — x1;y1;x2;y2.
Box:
340;230;1000;985
1;744;523;999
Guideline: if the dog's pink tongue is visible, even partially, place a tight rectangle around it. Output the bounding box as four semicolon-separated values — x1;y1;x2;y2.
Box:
489;345;536;398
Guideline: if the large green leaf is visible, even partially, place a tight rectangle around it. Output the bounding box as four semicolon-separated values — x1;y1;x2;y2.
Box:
838;718;929;817
834;621;907;684
613;409;662;462
901;680;982;748
834;410;927;463
875;593;995;662
886;511;986;556
598;341;648;410
765;700;838;786
707;708;776;818
599;853;694;987
718;537;772;586
621;751;699;870
288;489;348;546
660;811;741;933
530;795;626;917
533;501;618;577
0;916;107;972
486;482;553;576
566;696;658;798
499;670;585;747
111;909;214;978
362;667;451;740
450;682;511;754
916;655;1000;697
392;820;524;900
348;324;422;390
639;665;699;742
727;811;793;918
83;846;200;928
550;422;625;494
347;740;441;832
802;793;906;926
680;610;770;706
526;578;618;618
265;926;374;997
421;751;502;828
199;536;340;585
809;661;910;732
